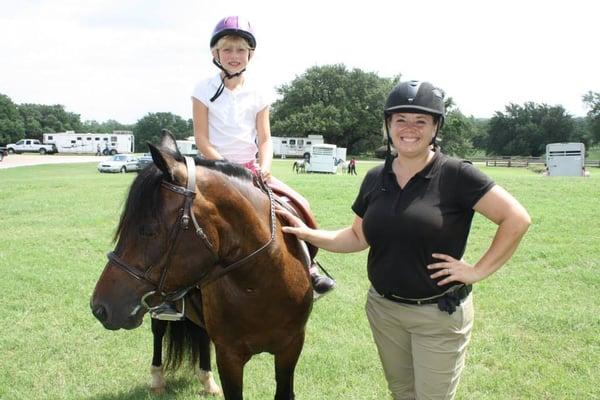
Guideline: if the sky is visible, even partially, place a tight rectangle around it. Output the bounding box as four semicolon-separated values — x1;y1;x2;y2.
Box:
1;0;598;125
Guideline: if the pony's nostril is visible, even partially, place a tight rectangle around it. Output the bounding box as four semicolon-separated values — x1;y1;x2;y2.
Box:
92;304;108;322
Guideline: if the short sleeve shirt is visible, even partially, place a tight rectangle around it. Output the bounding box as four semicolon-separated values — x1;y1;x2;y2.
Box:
352;151;495;298
192;73;271;164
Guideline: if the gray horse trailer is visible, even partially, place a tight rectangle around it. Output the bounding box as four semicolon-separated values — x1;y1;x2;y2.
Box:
546;142;585;176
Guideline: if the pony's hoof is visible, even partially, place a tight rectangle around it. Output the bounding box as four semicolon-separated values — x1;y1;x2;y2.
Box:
151;386;165;395
200;387;223;396
198;370;222;396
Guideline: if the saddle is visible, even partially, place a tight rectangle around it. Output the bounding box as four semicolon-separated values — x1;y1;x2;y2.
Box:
173;176;319;328
266;181;319;260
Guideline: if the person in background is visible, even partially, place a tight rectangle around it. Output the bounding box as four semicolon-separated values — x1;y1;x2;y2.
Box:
278;80;531;400
348;157;357;175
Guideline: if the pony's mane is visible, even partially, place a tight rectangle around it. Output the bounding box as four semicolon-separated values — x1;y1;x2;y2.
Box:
114;154;253;242
114;165;164;242
192;156;253;181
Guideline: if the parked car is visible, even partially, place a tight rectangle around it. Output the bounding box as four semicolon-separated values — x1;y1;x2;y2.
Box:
97;154;140;173
136;153;153;170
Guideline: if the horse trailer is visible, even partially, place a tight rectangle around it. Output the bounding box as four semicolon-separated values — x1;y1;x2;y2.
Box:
546;142;585;177
43;131;134;155
272;135;324;158
306;144;338;173
176;139;199;156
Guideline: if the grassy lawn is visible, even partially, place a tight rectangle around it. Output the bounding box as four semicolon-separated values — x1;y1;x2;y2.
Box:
0;159;598;399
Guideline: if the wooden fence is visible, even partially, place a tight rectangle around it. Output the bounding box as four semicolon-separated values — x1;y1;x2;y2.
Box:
469;157;600;168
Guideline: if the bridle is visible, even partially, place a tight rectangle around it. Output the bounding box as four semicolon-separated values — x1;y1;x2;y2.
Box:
106;156;276;314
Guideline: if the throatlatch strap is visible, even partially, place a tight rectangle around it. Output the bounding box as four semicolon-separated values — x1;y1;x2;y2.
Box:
209;59;246;102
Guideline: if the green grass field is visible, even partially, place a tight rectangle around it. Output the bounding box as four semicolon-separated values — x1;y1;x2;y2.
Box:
0;160;598;399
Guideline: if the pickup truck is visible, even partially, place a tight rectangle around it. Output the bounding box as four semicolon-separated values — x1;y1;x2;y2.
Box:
6;139;57;155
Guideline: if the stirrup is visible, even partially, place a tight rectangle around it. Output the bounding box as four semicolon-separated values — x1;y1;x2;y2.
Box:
150;299;185;321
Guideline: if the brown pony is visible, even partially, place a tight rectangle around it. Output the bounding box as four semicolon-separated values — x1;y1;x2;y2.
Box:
91;132;313;399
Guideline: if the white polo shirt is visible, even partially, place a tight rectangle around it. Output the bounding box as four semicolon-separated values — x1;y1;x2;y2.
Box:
192;73;271;164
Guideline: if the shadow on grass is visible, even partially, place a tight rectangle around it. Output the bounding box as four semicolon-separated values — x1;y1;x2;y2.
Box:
87;376;215;400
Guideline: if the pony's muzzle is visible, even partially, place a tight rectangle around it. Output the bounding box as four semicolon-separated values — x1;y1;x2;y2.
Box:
91;302;108;324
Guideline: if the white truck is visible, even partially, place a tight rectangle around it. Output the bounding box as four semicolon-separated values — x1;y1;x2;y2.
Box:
6;139;57;154
43;131;134;155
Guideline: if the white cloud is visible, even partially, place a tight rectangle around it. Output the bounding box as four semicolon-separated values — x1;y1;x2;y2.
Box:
1;0;598;124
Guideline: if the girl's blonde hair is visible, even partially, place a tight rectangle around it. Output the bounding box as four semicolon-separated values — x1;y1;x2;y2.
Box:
212;35;253;51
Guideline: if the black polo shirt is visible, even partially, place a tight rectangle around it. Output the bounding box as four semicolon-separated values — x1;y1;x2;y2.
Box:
352;151;494;298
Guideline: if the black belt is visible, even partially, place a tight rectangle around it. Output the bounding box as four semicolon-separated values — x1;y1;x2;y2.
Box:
379;284;472;307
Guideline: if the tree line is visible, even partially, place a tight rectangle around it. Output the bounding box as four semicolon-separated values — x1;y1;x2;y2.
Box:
1;64;598;156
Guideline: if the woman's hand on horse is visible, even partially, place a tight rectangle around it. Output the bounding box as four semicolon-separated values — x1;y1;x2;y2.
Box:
275;206;311;240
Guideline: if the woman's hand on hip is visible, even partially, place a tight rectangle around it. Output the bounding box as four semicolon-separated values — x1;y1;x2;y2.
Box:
427;253;482;285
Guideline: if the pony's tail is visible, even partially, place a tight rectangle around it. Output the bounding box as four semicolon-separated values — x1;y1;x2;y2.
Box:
163;319;203;371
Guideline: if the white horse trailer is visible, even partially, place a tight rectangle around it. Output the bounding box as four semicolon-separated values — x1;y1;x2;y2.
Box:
336;147;347;162
176;140;199;156
43;131;134;155
546;142;585;177
272;135;324;158
307;144;338;173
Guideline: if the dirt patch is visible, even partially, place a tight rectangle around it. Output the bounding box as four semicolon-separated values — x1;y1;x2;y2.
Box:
0;154;108;169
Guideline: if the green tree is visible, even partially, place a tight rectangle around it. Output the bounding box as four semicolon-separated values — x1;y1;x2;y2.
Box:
133;112;192;152
0;94;25;144
470;118;490;153
17;104;82;138
583;91;600;144
439;104;475;157
81;119;134;133
271;64;396;154
486;102;576;156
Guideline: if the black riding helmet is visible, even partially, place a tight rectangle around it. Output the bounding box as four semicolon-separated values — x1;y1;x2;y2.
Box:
384;80;445;127
383;80;445;151
380;81;445;187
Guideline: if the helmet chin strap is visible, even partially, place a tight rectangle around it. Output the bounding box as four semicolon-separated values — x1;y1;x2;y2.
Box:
210;58;246;102
431;121;441;149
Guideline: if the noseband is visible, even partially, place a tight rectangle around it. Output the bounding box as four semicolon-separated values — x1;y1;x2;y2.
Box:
107;156;276;313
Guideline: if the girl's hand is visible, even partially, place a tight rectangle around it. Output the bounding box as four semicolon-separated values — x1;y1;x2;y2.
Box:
260;169;271;183
427;253;482;285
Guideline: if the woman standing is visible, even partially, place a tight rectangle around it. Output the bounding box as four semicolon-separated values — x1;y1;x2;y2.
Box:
278;80;531;399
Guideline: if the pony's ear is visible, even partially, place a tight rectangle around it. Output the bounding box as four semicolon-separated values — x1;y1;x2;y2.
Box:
160;129;182;156
148;142;179;180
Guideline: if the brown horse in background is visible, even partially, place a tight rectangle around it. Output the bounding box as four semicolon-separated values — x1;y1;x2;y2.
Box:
91;131;313;399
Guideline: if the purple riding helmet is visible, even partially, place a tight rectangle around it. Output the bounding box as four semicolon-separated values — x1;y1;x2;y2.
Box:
210;16;256;49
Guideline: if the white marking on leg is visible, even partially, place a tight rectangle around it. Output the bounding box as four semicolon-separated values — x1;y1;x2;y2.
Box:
150;365;165;394
198;369;222;396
